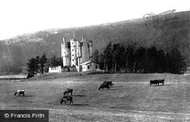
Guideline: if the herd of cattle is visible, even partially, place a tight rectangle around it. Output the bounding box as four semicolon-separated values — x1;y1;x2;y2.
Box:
14;79;164;105
60;81;114;104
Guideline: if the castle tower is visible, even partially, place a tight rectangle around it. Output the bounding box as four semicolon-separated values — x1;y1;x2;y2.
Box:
81;35;90;63
76;40;82;66
70;39;77;66
61;37;70;67
76;41;81;58
88;40;93;58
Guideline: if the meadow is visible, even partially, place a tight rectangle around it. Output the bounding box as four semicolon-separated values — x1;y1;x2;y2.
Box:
0;73;190;122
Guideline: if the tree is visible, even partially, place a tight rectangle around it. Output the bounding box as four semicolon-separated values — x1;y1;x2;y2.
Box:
27;56;40;78
112;43;126;72
103;42;113;71
156;49;166;73
126;44;135;72
134;46;146;73
48;56;63;67
166;48;186;74
112;44;120;72
40;53;47;74
99;52;105;70
146;46;158;73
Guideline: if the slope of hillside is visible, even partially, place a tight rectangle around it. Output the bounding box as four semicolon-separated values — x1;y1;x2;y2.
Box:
0;10;190;73
27;72;181;84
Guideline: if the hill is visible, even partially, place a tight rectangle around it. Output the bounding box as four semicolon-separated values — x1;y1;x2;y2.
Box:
0;10;190;74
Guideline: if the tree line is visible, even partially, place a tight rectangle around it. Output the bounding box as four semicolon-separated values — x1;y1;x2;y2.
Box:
27;53;62;78
93;42;186;74
27;41;186;79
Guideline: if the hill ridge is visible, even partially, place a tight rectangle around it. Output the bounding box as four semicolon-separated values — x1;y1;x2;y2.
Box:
0;10;189;74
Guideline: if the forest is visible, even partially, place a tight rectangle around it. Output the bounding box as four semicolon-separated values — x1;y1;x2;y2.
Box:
94;14;189;74
94;42;186;74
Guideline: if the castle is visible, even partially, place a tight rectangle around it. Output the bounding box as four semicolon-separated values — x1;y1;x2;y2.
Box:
61;35;97;72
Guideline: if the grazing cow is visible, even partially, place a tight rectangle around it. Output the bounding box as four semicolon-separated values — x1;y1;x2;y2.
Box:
103;81;114;87
63;88;73;96
99;83;110;90
60;96;73;104
150;79;164;86
14;90;25;96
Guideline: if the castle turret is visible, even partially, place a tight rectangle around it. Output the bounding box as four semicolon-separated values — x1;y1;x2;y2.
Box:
88;40;93;58
61;37;70;67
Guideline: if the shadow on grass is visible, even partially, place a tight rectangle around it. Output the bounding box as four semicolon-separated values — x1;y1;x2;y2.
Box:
113;85;123;88
98;89;110;91
72;94;87;97
14;95;33;97
150;84;174;87
99;88;118;91
59;103;89;106
70;103;89;106
110;88;118;90
163;84;175;86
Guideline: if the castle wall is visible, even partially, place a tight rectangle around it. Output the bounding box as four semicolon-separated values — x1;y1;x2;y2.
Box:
49;66;62;73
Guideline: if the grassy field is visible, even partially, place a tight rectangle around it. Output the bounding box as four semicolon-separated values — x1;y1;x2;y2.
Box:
1;73;190;122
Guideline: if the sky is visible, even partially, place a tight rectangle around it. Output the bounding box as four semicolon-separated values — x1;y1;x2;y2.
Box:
0;0;189;40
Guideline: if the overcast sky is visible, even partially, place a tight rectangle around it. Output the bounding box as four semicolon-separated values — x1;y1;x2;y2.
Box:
0;0;189;40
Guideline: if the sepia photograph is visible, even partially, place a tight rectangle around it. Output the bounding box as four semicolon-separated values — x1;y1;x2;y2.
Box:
0;0;190;121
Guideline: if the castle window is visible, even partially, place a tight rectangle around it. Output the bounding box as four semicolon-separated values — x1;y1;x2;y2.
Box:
87;66;90;69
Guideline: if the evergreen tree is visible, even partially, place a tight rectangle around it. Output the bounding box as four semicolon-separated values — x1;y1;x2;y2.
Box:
99;42;187;74
126;45;135;72
103;42;113;71
27;56;40;78
49;56;63;67
166;48;186;74
134;46;146;73
112;43;126;72
40;53;47;74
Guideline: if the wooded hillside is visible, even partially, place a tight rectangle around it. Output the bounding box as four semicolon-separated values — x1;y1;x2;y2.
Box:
0;11;189;74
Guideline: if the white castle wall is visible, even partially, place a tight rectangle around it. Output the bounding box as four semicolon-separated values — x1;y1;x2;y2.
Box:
49;66;61;73
61;37;70;67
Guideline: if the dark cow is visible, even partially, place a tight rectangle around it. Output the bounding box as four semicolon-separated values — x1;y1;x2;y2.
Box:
99;83;110;90
63;88;73;96
60;96;73;104
103;81;114;87
150;79;164;86
14;90;25;96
